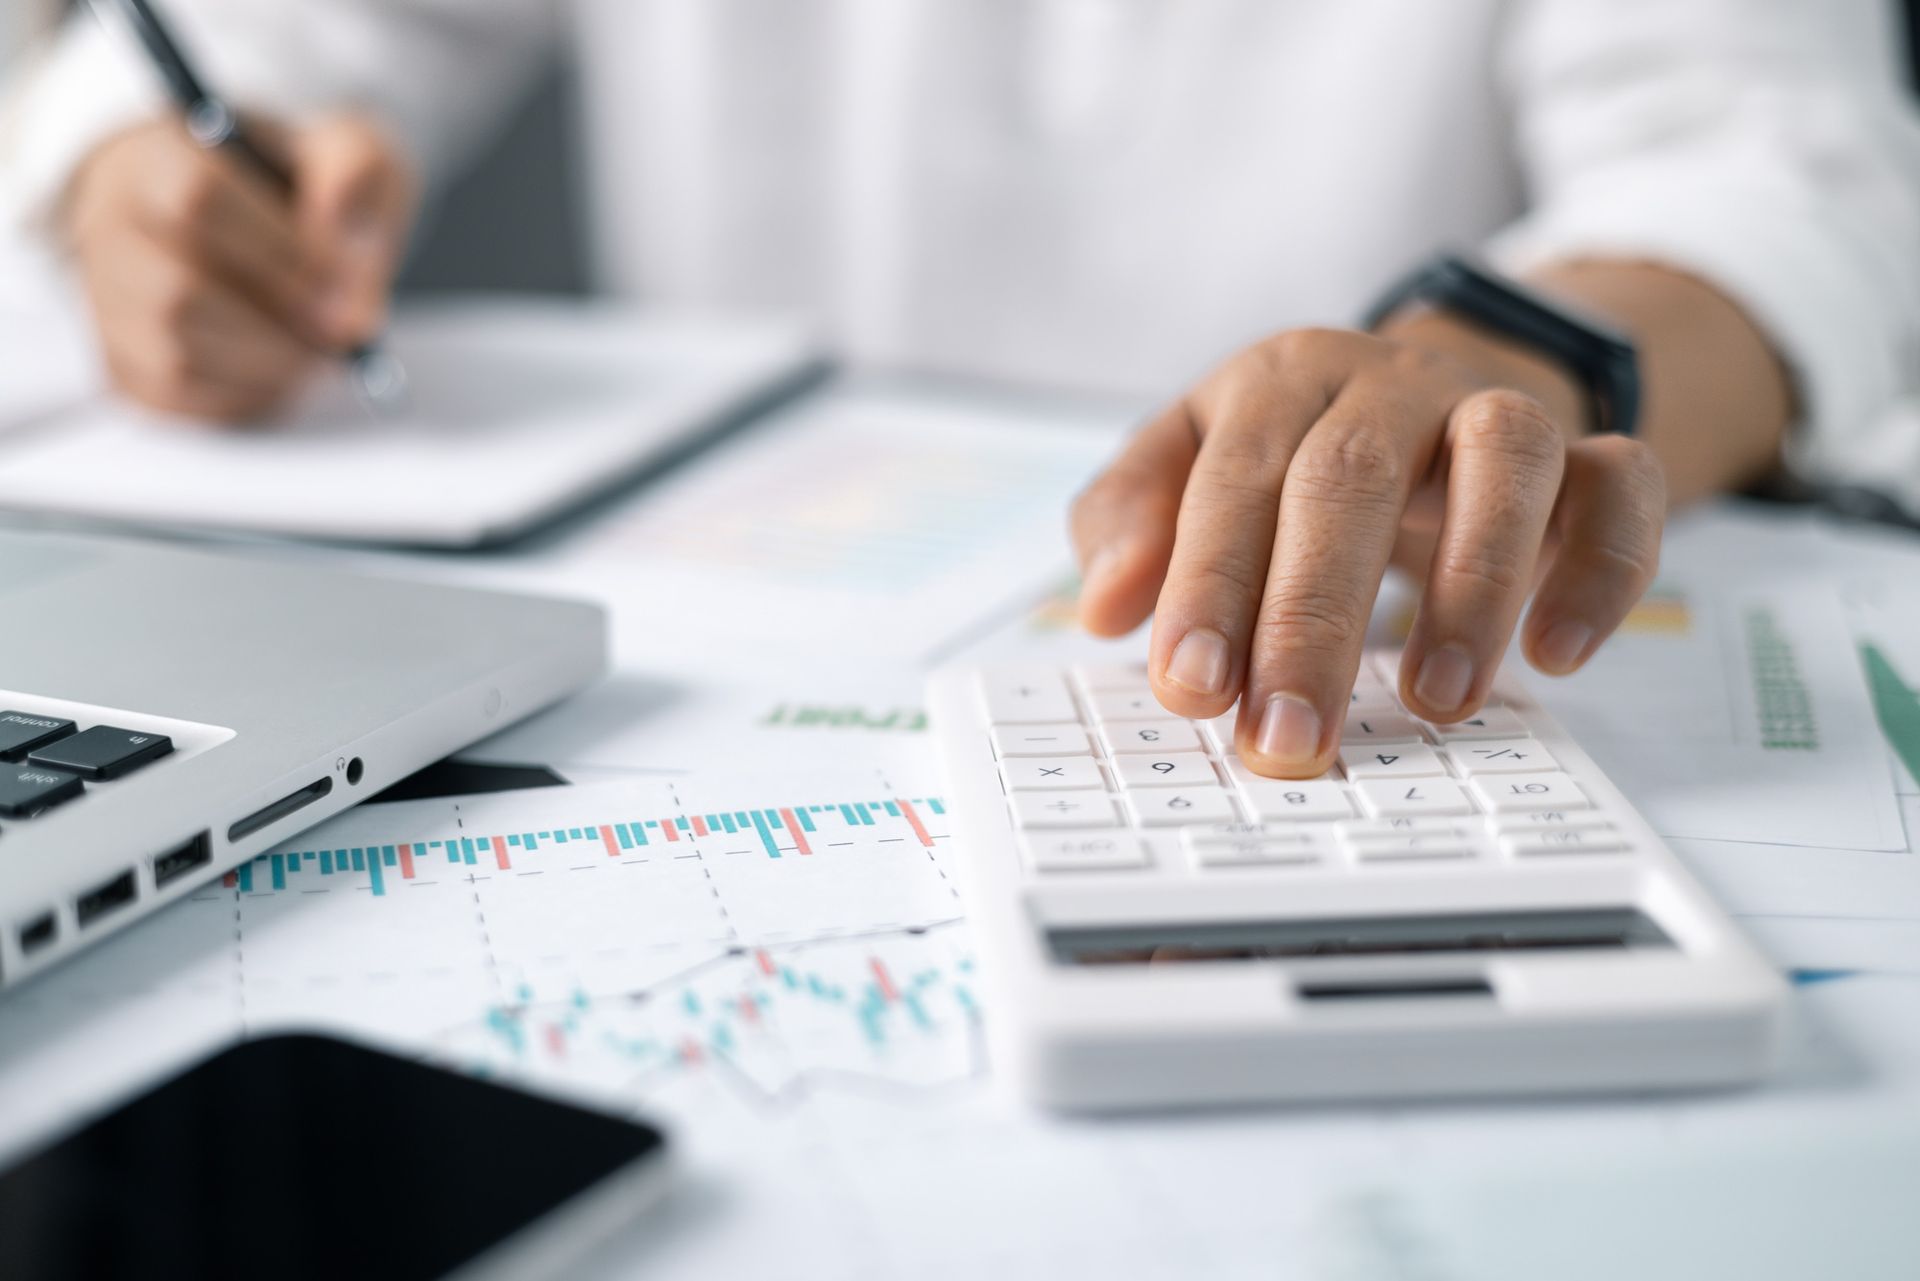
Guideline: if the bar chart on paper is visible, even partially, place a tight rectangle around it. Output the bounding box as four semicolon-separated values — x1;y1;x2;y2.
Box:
226;795;949;894
6;773;988;1123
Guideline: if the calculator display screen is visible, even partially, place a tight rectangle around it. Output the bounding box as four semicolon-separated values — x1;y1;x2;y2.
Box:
1047;908;1670;966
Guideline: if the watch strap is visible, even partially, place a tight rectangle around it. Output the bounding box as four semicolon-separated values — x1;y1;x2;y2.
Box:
1363;255;1641;437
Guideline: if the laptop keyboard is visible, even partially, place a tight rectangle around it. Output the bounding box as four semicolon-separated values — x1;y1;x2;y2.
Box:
0;711;175;820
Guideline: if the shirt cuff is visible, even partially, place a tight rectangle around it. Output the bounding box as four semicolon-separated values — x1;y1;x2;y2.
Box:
0;17;164;243
1485;176;1911;487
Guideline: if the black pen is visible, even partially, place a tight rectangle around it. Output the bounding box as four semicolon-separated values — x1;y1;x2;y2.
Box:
97;0;408;412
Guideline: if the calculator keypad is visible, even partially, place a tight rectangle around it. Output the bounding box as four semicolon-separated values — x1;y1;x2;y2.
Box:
983;660;1634;875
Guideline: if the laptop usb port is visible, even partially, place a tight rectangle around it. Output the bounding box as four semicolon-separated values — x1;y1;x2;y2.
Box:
75;869;137;929
152;832;213;889
18;912;56;955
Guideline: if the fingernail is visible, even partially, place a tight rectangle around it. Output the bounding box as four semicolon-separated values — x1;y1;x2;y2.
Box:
1414;645;1474;716
1256;694;1322;766
341;208;387;258
1166;629;1229;696
310;282;350;337
312;281;381;346
1083;546;1123;589
1536;620;1593;674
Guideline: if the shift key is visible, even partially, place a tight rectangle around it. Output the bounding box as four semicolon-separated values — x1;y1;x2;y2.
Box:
0;763;83;817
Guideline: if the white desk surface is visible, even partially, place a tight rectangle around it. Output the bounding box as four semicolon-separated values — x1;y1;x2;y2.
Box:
3;317;1919;1279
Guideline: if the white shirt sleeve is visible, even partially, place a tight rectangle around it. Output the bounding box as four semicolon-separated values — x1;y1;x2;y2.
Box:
0;0;558;240
1488;0;1920;491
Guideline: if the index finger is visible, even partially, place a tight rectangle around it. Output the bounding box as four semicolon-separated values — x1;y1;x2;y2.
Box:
136;129;324;341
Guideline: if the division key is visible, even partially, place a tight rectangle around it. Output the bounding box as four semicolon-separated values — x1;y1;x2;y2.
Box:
29;726;173;780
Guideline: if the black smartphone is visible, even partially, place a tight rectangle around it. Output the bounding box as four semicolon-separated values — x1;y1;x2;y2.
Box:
0;1032;669;1281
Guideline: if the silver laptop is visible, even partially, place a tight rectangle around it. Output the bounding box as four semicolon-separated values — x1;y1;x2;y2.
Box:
0;529;606;987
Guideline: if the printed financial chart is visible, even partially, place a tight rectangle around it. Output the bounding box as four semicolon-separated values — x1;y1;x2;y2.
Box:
0;772;985;1149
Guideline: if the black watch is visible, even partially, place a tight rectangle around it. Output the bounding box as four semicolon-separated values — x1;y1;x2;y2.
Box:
1362;254;1641;437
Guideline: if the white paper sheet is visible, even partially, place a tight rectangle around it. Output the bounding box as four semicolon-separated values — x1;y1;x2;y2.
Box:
1537;577;1903;850
0;298;818;545
3;771;1918;1280
512;380;1130;672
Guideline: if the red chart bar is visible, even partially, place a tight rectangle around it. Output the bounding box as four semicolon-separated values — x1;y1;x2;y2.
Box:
660;818;680;843
491;836;511;870
599;825;621;858
543;1024;567;1058
679;1037;703;1065
755;949;776;977
738;995;760;1024
896;799;934;847
870;957;899;1001
779;808;812;856
398;843;416;879
691;815;710;837
222;870;237;889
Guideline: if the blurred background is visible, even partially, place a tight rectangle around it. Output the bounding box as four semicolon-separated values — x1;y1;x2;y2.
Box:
4;3;1904;306
1;0;596;296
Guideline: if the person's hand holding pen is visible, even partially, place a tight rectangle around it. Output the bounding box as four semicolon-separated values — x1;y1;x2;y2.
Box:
61;111;414;422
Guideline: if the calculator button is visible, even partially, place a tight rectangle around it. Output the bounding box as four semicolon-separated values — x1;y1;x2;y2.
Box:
978;673;1079;724
1340;712;1426;745
29;726;172;780
1338;744;1447;779
1012;790;1119;829
1073;663;1152;693
1023;831;1148;872
0;712;76;761
1494;810;1613;833
1182;821;1306;844
1127;788;1240;827
1225;756;1343;785
1348;833;1476;862
1000;757;1106;791
1348;692;1400;717
1115;755;1220;789
1367;650;1406;684
1470;772;1590;813
1424;708;1527;739
1186;830;1318;868
0;763;84;817
1501;828;1631;857
992;725;1092;757
1100;720;1202;755
1354;778;1474;817
1089;690;1169;721
1203;712;1242;751
1337;817;1470;838
1236;779;1353;821
1447;739;1558;775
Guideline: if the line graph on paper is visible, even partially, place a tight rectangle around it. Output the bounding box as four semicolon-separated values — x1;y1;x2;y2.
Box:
434;924;987;1112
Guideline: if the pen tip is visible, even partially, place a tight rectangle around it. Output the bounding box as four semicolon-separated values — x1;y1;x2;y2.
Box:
353;349;411;414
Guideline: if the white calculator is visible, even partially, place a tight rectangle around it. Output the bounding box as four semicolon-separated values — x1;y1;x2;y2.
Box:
927;652;1786;1111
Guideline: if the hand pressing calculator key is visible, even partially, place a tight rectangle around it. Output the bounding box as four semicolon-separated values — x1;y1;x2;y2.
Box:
928;650;1785;1111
